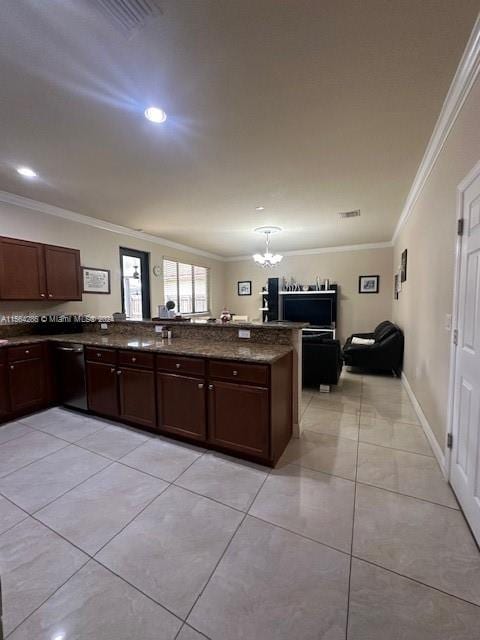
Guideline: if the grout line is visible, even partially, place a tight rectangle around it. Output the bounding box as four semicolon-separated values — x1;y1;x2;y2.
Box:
345;376;362;640
356;438;435;459
179;467;274;633
351;555;480;610
0;440;71;482
354;479;460;511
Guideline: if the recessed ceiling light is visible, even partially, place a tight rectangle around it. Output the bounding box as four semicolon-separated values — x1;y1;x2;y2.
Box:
144;107;167;123
255;206;265;211
17;166;37;178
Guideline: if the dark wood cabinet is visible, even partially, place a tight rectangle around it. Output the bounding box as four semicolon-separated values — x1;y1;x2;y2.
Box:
44;245;81;300
157;373;207;441
8;354;46;413
0;358;10;418
119;367;156;428
86;361;119;418
0;236;82;301
208;380;270;458
0;237;46;300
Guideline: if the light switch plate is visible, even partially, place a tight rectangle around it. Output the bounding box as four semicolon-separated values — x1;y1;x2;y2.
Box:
100;323;108;330
155;325;163;333
238;329;251;339
445;313;452;331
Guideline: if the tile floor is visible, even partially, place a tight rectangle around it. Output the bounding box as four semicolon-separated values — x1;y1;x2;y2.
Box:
0;371;479;639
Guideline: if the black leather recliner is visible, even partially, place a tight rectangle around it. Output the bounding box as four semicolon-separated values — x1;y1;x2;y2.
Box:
302;334;343;388
343;321;404;376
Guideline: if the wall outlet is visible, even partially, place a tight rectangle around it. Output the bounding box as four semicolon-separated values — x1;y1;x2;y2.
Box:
100;323;108;330
238;329;251;339
155;325;163;333
445;313;452;331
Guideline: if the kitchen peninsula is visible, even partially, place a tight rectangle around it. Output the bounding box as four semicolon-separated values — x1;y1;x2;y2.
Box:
0;319;303;466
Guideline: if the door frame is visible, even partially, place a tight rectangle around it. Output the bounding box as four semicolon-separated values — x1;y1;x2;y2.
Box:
119;247;151;320
446;159;480;478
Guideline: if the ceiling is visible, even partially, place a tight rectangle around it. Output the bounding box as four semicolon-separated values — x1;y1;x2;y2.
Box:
0;1;478;257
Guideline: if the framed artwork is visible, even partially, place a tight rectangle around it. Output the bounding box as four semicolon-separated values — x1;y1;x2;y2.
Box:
401;249;408;282
82;267;111;294
394;273;399;299
237;280;252;296
359;275;380;294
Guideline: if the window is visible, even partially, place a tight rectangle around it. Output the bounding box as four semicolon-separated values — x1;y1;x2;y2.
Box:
120;248;151;320
163;259;209;314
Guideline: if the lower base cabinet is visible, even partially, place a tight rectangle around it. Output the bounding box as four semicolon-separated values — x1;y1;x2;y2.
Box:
0;360;10;418
86;361;119;418
207;380;269;458
157;373;206;441
119;367;156;428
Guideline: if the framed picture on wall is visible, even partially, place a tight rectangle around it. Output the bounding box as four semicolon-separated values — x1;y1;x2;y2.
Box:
394;273;399;299
237;280;252;296
401;249;408;282
359;275;380;294
82;267;111;294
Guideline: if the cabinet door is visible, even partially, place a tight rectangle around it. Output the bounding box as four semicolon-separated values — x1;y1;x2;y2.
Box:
44;245;82;300
0;237;46;300
9;358;46;413
86;361;119;418
119;367;156;428
0;362;11;419
157;373;206;442
208;381;269;458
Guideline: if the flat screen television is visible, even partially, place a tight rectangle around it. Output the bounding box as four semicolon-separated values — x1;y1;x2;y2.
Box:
282;295;335;327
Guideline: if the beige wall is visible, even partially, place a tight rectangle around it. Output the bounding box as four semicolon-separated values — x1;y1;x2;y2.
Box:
393;74;480;451
0;201;226;318
224;247;393;342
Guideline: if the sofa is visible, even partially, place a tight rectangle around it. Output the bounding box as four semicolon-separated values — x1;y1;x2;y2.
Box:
343;320;404;375
302;333;343;390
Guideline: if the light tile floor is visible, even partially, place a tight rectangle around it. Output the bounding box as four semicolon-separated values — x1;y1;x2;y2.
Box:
0;372;479;639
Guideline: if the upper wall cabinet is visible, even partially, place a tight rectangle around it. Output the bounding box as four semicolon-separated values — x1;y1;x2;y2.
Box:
0;236;82;301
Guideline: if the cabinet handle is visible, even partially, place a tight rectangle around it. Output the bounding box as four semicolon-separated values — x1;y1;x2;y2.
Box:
48;293;53;297
232;370;238;376
9;365;14;370
131;357;136;363
25;349;30;355
175;363;181;369
96;353;101;358
40;293;45;298
117;370;122;375
208;384;214;391
198;383;204;389
110;367;115;373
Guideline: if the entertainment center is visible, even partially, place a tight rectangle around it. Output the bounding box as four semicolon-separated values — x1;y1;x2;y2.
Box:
261;277;338;338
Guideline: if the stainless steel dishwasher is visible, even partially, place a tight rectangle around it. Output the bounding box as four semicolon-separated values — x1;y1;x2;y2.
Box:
54;343;88;410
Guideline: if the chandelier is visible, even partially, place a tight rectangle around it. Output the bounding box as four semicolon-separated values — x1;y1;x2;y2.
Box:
253;226;283;267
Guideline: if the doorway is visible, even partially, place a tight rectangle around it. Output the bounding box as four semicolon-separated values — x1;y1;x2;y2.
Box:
448;160;480;544
120;248;151;320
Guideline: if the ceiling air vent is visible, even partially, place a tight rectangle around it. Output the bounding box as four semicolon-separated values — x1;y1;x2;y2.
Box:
338;209;361;219
91;0;163;38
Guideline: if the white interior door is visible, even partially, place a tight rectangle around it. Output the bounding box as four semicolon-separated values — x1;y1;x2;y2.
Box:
450;165;480;543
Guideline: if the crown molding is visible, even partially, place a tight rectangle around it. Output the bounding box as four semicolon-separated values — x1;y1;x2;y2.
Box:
0;190;226;262
392;15;480;244
224;241;392;262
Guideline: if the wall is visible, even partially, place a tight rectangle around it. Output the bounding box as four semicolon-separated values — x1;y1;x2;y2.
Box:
223;246;393;342
0;200;226;319
393;73;480;451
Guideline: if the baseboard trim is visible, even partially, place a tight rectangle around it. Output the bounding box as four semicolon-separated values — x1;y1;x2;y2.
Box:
401;372;447;477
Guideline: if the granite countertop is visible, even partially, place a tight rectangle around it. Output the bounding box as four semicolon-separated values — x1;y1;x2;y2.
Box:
0;333;293;364
114;319;308;330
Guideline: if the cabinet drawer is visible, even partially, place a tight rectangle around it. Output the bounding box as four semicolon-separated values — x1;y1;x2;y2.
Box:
8;343;43;362
156;354;205;376
85;347;117;365
209;360;269;386
118;350;154;370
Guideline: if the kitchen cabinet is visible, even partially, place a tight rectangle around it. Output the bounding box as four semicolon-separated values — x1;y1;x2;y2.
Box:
86;361;119;418
208;380;269;458
44;245;82;300
8;344;47;413
0;236;81;301
157;373;206;441
119;367;156;428
0;352;10;418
